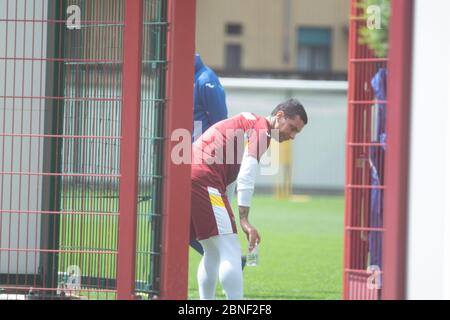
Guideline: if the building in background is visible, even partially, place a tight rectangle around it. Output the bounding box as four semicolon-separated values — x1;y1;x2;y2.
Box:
196;0;349;80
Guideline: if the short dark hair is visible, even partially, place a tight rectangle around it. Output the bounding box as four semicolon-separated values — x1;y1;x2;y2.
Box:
271;98;308;125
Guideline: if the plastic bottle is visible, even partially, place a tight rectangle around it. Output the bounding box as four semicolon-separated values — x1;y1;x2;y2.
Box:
246;242;259;267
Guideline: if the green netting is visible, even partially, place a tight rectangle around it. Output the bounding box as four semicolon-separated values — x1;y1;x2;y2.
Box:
135;0;168;298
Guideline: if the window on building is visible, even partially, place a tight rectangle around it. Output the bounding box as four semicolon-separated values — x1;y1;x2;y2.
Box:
297;28;332;73
226;23;242;36
225;44;242;70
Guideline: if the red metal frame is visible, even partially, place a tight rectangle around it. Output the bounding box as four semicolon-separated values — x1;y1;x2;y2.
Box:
382;0;414;300
345;0;413;300
344;0;389;300
343;0;357;299
1;0;196;300
117;0;143;300
0;1;127;299
159;0;196;300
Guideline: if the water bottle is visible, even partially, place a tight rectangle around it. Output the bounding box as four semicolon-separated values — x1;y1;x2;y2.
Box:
246;242;259;267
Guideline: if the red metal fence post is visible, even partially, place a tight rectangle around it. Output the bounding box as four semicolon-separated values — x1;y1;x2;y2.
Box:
117;0;143;300
344;0;389;299
343;0;358;299
382;0;414;300
159;0;196;299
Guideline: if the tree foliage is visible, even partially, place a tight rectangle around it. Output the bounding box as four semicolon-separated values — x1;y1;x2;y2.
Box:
356;0;391;58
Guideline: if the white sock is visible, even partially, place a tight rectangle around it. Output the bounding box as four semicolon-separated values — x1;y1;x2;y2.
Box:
198;234;243;300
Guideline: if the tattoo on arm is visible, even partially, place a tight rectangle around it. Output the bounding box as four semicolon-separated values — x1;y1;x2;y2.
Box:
239;206;250;220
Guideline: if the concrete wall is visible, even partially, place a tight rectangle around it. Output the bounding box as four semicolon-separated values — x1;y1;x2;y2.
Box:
406;0;450;300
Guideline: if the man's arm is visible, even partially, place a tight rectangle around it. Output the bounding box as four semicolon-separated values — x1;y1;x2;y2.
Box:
238;206;261;251
237;152;261;250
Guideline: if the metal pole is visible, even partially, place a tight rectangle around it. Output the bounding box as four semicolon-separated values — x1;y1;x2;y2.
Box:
159;0;196;300
382;0;413;300
40;0;67;294
343;0;358;300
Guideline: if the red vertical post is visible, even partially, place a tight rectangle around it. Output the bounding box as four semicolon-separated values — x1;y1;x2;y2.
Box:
117;0;143;300
343;0;357;299
159;0;196;299
382;0;414;300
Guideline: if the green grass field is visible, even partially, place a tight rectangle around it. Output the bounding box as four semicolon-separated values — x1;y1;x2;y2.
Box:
56;192;343;300
188;195;344;300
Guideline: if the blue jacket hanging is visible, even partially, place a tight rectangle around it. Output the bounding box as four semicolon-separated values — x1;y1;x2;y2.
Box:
368;68;387;269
